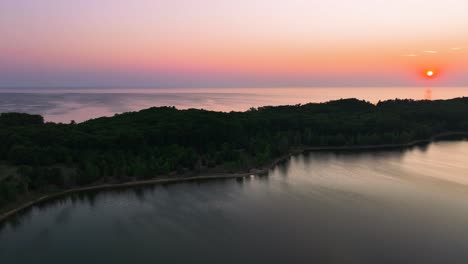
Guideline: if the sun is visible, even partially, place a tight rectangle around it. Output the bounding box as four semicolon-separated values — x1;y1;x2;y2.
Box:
426;70;435;78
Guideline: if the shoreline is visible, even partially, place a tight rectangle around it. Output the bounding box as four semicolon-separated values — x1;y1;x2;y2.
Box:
0;172;254;224
301;131;468;152
1;131;467;223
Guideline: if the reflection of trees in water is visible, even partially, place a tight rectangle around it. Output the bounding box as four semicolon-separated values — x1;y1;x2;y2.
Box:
0;195;74;232
273;157;292;178
298;144;433;167
54;206;72;225
132;187;146;203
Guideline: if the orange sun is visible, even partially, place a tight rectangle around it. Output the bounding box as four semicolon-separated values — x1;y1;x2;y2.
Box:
425;70;435;78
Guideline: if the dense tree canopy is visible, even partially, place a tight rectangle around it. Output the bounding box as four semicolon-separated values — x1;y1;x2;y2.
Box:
1;98;468;208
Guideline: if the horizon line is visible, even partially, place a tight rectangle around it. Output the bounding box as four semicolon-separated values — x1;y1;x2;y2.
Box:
1;85;468;90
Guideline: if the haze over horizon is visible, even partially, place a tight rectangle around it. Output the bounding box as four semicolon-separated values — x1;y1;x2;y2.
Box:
1;0;468;88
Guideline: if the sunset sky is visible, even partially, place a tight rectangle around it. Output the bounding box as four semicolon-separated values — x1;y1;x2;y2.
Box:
1;0;468;88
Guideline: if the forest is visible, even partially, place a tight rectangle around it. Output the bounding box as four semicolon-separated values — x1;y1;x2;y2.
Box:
1;97;468;209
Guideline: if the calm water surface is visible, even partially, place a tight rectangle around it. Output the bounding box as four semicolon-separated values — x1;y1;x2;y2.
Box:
1;87;468;122
1;141;468;263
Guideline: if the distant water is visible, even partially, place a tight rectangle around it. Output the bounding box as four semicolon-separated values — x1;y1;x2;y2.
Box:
1;87;468;123
1;141;468;263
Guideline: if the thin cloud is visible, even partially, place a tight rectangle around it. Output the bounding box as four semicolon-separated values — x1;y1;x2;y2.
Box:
403;54;418;57
423;50;438;54
451;47;468;51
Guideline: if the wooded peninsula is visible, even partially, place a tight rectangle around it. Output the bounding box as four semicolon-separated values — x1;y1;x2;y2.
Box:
1;98;468;212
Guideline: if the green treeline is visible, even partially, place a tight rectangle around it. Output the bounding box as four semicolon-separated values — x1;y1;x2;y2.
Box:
1;98;468;208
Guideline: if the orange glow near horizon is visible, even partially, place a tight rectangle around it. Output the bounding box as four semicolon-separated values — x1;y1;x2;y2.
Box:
1;0;468;87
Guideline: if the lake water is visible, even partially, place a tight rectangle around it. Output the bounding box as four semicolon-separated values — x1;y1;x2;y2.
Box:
1;140;468;263
1;87;468;123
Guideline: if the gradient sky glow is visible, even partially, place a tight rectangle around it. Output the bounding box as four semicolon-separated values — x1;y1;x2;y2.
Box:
1;0;468;88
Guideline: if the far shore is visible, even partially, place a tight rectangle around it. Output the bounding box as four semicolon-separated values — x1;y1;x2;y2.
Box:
1;131;467;224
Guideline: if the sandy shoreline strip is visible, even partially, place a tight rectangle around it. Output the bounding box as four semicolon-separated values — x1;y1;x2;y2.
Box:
1;131;467;223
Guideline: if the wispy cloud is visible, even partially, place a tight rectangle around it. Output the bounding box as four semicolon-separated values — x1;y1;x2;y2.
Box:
451;47;468;51
402;47;465;58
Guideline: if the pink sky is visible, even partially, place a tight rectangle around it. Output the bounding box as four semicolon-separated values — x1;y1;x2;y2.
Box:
1;0;468;88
